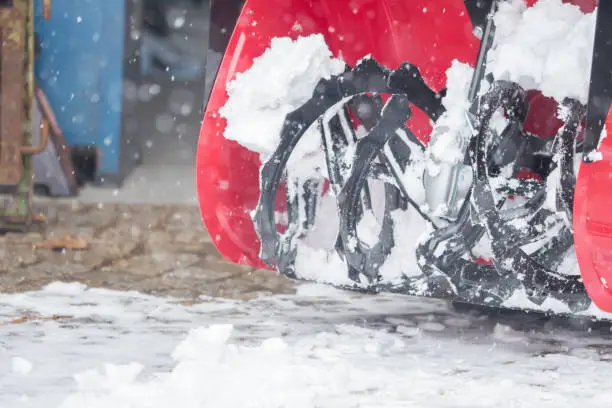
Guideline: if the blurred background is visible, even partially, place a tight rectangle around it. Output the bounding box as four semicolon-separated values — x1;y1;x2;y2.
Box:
47;0;210;204
1;0;246;216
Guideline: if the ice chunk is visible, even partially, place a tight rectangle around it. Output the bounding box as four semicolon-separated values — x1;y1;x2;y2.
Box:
11;357;33;375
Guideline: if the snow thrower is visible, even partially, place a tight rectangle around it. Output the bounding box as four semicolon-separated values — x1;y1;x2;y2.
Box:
197;0;612;317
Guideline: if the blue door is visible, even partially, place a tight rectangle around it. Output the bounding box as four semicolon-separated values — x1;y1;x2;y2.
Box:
34;0;127;178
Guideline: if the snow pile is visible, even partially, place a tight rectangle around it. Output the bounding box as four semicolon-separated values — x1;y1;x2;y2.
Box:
489;0;596;104
3;283;612;407
56;323;612;408
220;34;346;162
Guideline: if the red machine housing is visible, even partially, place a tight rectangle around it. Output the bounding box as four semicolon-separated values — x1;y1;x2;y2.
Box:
574;105;612;313
196;0;612;312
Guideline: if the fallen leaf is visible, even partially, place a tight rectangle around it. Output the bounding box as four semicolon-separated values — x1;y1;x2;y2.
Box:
32;213;46;222
36;235;89;250
0;314;72;326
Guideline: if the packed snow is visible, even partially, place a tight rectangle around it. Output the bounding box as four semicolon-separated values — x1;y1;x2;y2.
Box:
489;0;596;104
220;34;346;161
2;282;612;408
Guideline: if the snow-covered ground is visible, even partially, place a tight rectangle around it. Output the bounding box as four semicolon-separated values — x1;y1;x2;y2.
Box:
1;282;611;408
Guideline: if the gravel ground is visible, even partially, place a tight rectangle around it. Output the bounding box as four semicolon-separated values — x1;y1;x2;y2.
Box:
0;199;295;301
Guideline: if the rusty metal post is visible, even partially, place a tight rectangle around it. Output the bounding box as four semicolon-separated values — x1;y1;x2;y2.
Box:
1;0;41;232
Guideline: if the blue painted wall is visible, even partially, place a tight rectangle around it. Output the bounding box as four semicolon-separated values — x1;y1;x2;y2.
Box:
34;0;126;176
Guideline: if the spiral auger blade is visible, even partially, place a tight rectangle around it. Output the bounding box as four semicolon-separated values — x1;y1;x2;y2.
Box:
252;58;445;286
336;95;413;282
251;55;592;312
405;78;591;311
466;81;589;311
252;58;392;280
